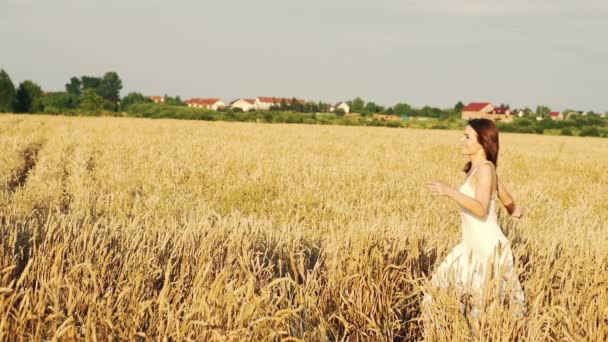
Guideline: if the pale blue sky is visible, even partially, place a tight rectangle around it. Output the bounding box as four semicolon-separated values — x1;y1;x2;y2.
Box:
1;0;607;111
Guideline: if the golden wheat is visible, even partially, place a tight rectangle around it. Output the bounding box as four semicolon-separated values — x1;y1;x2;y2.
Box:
0;114;606;341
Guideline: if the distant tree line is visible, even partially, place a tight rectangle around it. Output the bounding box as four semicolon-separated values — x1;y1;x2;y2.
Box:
0;68;459;119
0;68;606;137
343;97;463;119
0;69;124;114
0;67;196;115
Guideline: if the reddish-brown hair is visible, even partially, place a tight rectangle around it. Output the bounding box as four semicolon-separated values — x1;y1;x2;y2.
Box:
463;118;499;173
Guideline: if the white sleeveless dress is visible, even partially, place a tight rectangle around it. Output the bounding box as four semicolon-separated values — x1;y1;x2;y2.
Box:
424;161;525;317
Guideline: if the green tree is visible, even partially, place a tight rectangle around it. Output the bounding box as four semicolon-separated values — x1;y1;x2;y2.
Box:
522;107;534;117
65;77;82;96
121;92;150;110
417;106;440;118
364;101;378;114
393;103;412;116
350;97;365;113
80;88;104;113
164;95;186;106
454;101;465;113
0;69;16;112
97;72;123;105
303;102;313;113
536;105;551;119
15;80;44;113
562;109;577;120
42;92;80;113
81;76;101;91
291;97;303;112
280;98;288;111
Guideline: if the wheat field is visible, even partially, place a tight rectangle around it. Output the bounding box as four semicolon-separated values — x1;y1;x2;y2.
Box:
0;114;606;341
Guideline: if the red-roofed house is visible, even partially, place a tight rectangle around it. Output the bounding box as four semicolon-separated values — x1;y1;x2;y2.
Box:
255;97;305;110
147;96;165;104
491;105;511;115
186;98;226;111
462;102;493;120
461;102;513;122
229;98;256;112
489;105;513;122
549;111;563;120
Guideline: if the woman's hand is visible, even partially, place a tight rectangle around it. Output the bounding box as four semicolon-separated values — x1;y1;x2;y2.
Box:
504;201;524;218
510;205;524;219
425;180;451;196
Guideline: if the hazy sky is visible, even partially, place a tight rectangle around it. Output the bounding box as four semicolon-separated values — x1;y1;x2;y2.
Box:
2;0;607;111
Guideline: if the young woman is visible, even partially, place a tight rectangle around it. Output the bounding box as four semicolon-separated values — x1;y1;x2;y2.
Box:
423;118;526;319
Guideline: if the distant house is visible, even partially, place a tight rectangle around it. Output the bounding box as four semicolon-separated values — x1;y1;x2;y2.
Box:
319;103;333;112
230;98;256;112
549;111;563;120
462;102;493;120
373;114;401;121
491;105;511;115
255;97;305;110
330;102;350;113
461;102;513;122
490;105;514;122
186;98;226;111
255;97;278;110
147;96;165;104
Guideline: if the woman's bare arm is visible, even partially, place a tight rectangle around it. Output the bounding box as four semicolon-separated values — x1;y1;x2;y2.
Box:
425;164;494;218
497;177;523;218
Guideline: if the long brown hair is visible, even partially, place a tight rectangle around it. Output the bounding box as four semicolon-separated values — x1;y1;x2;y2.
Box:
463;118;499;173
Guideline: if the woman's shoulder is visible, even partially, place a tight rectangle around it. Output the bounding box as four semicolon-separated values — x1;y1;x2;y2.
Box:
479;160;496;170
475;161;496;178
